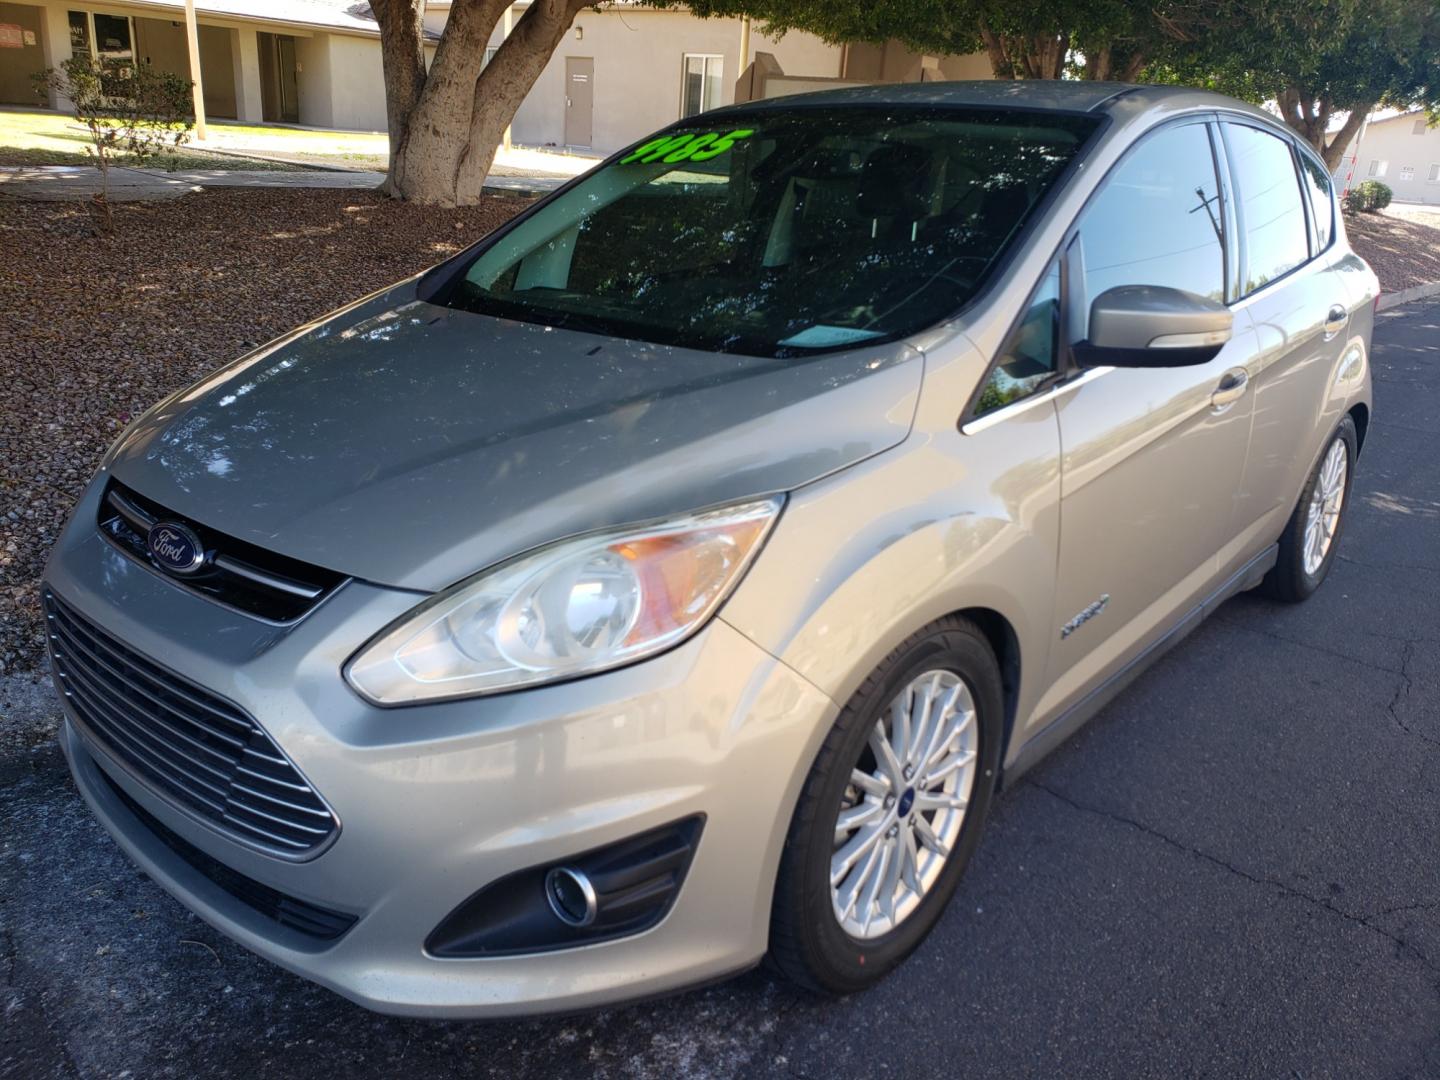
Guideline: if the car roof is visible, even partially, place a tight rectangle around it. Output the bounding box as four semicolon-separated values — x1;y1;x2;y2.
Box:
714;80;1274;123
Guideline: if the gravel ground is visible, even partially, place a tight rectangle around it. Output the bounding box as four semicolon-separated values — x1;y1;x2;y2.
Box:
0;189;531;673
1346;207;1440;292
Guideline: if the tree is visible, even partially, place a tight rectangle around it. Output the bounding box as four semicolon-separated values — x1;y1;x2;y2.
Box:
33;57;194;232
372;0;599;206
1157;0;1440;169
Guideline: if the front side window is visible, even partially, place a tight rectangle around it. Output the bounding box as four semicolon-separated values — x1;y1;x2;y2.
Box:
1077;122;1225;309
681;55;723;118
442;106;1099;357
1429;163;1440;182
1299;155;1334;253
1225;124;1310;294
974;262;1060;417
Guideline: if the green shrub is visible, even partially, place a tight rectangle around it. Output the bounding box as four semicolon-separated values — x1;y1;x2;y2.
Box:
1345;179;1393;214
31;57;194;232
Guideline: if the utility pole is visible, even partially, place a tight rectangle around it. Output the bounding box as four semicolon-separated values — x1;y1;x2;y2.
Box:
183;0;207;139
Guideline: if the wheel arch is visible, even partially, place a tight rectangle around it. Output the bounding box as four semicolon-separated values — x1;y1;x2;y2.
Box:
955;607;1023;785
1348;401;1370;454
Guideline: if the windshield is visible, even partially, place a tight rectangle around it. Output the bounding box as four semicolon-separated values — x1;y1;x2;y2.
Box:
441;106;1100;357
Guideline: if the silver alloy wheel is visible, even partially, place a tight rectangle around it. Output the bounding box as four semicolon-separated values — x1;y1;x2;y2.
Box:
1303;438;1348;576
830;669;978;939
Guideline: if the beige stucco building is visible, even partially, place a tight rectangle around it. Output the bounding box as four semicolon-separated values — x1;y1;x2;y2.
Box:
1331;110;1440;205
1;0;989;153
0;0;419;128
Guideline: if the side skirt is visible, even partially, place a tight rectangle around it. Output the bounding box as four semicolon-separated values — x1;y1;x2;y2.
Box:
999;543;1279;788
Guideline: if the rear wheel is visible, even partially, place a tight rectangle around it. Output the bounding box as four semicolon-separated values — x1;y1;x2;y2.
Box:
769;616;1003;995
1264;417;1357;603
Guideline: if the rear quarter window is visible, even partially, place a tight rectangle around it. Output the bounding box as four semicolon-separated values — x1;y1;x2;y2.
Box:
1225;123;1312;294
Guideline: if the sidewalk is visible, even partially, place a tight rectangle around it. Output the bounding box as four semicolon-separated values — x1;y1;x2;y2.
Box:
0;163;565;201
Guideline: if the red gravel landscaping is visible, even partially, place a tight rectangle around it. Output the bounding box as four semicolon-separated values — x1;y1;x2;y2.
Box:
1346;208;1440;293
0;188;531;673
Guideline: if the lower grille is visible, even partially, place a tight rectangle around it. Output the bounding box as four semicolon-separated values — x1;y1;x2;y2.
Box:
100;769;356;941
45;589;338;858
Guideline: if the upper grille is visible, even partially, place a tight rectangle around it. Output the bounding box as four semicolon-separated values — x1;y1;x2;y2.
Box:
45;590;339;858
97;479;347;623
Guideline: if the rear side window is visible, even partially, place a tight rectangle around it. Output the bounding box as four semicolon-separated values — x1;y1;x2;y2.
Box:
1299;155;1335;253
1225;123;1311;293
1077;123;1225;308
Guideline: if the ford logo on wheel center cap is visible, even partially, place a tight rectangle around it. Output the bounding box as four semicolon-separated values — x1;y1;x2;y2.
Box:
146;522;206;575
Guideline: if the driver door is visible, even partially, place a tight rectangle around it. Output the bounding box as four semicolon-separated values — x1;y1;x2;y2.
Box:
1036;118;1259;720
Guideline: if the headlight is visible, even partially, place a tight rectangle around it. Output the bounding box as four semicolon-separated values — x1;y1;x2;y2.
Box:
345;498;783;705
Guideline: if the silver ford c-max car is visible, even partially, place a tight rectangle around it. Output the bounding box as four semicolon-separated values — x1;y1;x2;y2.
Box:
45;81;1376;1016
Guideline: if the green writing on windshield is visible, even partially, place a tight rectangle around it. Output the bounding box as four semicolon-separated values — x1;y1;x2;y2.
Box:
619;128;756;165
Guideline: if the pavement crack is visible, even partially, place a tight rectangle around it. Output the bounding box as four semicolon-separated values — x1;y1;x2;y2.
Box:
1384;640;1440;751
1211;616;1404;674
1026;779;1440;979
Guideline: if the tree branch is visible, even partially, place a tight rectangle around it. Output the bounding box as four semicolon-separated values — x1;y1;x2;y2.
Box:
1322;105;1370;172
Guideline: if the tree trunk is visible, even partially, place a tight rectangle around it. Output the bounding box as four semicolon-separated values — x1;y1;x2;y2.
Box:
375;0;591;206
976;17;1016;79
1084;45;1113;81
371;0;427;189
1319;106;1370;173
1277;85;1372;172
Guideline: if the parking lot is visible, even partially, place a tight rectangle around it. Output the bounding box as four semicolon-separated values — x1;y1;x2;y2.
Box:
2;298;1437;1080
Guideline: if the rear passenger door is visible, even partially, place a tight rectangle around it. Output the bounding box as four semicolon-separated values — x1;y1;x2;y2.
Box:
1038;119;1261;718
1220;121;1355;569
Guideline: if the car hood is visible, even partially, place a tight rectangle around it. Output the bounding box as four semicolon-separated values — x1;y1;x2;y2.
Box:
107;283;924;592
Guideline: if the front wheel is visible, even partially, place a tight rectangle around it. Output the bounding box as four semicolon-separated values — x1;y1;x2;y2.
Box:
1264;416;1358;603
768;616;1003;995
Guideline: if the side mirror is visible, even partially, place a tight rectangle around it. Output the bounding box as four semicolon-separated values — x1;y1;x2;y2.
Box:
1073;285;1233;369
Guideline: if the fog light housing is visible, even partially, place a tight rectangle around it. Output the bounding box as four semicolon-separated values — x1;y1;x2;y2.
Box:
426;816;704;957
545;866;598;927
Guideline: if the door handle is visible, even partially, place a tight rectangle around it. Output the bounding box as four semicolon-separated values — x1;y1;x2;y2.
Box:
1323;304;1349;339
1210;368;1249;409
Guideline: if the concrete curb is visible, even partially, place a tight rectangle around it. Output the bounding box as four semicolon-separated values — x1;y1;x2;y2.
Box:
1378;281;1440;311
185;144;359;173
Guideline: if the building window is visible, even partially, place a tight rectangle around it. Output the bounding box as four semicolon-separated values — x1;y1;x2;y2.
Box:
1368;159;1388;177
483;45;497;69
681;54;723;118
1400;166;1415;182
1415;116;1430;135
1429;163;1440;183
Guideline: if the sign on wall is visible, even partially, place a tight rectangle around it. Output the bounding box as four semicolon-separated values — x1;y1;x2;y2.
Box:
0;24;24;49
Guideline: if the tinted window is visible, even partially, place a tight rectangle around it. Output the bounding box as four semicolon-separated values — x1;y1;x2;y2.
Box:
443;107;1099;357
975;263;1059;417
1226;124;1311;293
1299;155;1334;252
1078;123;1224;307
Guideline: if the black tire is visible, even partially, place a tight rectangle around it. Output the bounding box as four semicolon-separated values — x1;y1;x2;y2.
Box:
1263;416;1358;603
768;615;1004;996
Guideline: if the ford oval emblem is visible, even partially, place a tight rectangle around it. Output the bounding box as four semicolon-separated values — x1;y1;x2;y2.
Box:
146;522;206;575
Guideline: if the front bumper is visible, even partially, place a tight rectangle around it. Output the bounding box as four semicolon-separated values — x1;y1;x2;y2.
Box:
46;480;837;1017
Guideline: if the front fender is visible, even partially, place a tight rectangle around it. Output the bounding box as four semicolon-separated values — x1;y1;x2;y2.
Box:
721;395;1063;771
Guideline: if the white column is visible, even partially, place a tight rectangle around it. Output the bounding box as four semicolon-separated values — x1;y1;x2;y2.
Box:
40;6;75;110
233;27;262;122
183;0;208;138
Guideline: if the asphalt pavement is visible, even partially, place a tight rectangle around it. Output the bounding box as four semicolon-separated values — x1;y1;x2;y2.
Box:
2;299;1437;1080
